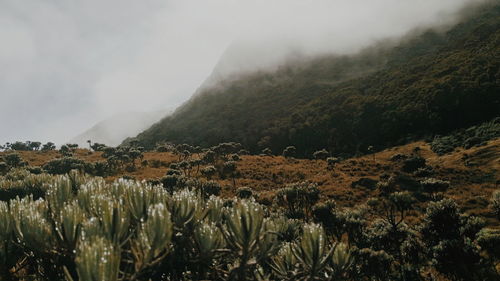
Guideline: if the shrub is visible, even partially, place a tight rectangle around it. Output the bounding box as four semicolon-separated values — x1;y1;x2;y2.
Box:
230;154;240;161
149;159;162;168
41;142;56;151
312;200;337;231
238;149;250;155
199;180;221;198
201;165;217;179
313;149;329;160
9;141;31;151
3;153;26;168
402;156;426;173
419;199;485;280
0;171;52;201
326;157;340;170
236;186;254;199
26;166;43;175
160;174;185;193
355;248;393;280
351;178;378;190
491;190;500;219
90;142;106;151
0;162;7;174
476;228;500;261
262;148;273;156
276;181;320;219
390;153;407;162
222;161;237;186
420;178;450;193
413;166;434;177
156;145;168;152
282;146;296;158
431;118;500;155
43;157;86;174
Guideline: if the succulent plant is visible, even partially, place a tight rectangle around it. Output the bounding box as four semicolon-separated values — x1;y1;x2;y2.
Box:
0;201;11;241
132;203;173;271
269;242;297;279
75;237;120;281
0;201;12;263
292;223;332;280
329;242;354;280
194;221;224;259
56;201;85;249
95;196;130;243
223;200;264;253
46;175;75;211
203;195;225;223
123;181;158;222
223;200;266;280
10;196;57;252
168;189;201;229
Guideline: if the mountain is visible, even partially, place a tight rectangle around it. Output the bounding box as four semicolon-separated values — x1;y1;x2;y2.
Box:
70;110;171;147
130;3;500;156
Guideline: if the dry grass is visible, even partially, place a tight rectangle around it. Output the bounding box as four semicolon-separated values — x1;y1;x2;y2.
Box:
2;138;499;227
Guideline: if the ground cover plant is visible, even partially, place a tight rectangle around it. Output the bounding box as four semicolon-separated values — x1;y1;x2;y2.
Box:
0;163;498;280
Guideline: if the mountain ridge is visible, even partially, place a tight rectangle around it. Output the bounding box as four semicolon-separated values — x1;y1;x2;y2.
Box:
70;109;171;147
129;2;499;156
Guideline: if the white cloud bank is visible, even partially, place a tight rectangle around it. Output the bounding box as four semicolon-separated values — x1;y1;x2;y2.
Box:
0;0;480;144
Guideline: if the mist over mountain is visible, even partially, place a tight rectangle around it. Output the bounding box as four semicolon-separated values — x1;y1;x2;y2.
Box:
130;2;500;156
70;109;171;147
0;0;479;144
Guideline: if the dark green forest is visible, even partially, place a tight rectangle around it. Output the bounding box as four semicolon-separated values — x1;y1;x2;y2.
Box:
130;4;499;157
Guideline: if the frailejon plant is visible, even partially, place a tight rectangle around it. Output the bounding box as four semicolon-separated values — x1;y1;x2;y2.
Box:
223;200;265;279
291;223;332;280
0;169;498;280
73;236;121;281
0;201;12;264
131;203;173;275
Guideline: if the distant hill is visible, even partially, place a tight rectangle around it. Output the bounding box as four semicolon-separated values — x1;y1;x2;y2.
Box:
130;3;500;156
70;110;171;147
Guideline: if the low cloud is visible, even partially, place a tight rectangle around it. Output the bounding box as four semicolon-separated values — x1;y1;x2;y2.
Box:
0;0;479;144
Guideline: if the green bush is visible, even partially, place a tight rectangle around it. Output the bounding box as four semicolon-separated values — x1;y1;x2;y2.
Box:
420;178;450;193
236;186;254;199
43;157;87;174
402;156;426;173
2;153;26;168
276;181;320;219
431;118;500;155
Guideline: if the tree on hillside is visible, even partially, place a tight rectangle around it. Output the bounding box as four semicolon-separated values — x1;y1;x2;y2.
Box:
10;141;30;151
222;161;237;187
41;142;56;151
29;141;42;151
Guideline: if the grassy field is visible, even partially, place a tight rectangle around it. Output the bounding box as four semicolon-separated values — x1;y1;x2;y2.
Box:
4;138;499;227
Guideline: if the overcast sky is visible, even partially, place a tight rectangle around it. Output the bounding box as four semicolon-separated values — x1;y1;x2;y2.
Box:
0;0;477;144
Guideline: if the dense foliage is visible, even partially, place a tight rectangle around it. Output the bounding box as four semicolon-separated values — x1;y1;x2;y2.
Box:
0;168;498;280
430;117;500;155
130;4;500;157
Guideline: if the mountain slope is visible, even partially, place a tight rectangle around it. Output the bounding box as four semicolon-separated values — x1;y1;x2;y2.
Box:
131;3;500;156
70;110;170;147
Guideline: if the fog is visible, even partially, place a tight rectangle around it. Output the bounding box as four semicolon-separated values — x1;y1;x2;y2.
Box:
0;0;479;145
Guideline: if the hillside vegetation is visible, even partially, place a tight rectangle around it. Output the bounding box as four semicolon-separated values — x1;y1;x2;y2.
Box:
130;4;499;156
0;135;499;280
